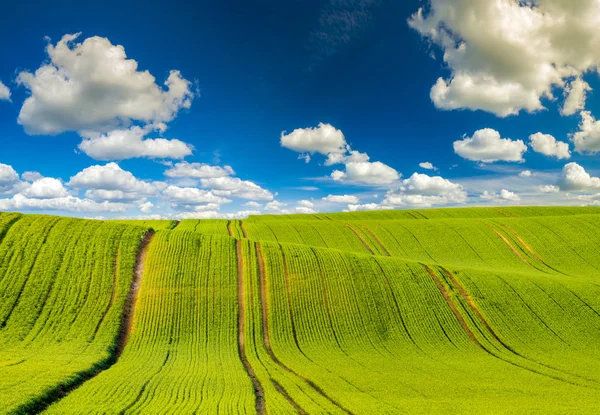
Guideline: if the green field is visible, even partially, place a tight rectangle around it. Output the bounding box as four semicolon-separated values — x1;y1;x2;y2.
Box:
1;207;600;413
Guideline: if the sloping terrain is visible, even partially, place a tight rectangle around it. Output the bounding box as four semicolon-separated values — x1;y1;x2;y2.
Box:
1;208;600;413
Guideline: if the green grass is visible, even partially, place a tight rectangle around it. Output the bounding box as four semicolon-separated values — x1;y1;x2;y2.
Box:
1;207;600;413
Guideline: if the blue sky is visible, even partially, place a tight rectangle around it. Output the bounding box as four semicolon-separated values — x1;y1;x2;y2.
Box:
2;0;600;218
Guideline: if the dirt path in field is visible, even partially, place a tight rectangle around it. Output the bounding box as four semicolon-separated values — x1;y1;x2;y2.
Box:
227;220;234;237
16;229;155;414
236;239;266;415
489;226;530;265
360;226;390;256
255;242;307;414
239;220;248;238
346;224;374;254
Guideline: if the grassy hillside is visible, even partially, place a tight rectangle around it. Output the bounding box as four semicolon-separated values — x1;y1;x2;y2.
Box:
1;207;600;413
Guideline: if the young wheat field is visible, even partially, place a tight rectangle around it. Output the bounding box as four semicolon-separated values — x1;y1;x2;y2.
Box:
2;207;600;413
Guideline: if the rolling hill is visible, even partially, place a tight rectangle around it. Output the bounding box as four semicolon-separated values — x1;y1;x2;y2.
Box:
1;207;600;413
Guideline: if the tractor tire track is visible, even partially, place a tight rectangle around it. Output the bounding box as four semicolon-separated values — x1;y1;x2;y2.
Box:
360;226;390;256
12;230;155;415
345;225;374;255
236;239;266;415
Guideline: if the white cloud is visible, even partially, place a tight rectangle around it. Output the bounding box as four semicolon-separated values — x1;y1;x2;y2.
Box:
281;123;347;156
571;111;600;154
383;172;467;208
454;129;527;163
163;185;231;208
84;189;145;203
0;193;129;213
557;162;600;192
0;163;22;194
242;201;262;208
17;33;194;135
21;171;44;182
347;203;391;212
519;170;533;178
22;178;69;199
322;194;360;204
298;200;314;208
540;184;559;193
561;78;592;116
200;177;273;201
69;163;157;195
332;161;400;185
409;1;600;117
0;81;10;101
480;189;521;202
529;132;570;159
419;161;437;171
174;209;261;220
165;161;234;179
78;125;193;160
295;206;316;214
264;200;287;212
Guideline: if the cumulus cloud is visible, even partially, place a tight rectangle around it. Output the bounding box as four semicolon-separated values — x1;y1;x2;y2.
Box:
0;81;10;101
322;194;360;204
163;185;230;209
200;177;273;201
529;133;570;159
165;162;234;179
22;178;69;199
78;125;193;160
409;1;600;117
298;200;314;208
282;123;399;186
0;163;23;195
332;161;400;185
419;161;437;171
21;171;44;182
540;184;559;193
17;33;194;135
519;170;533;178
0;193;129;213
571;111;600;154
281;123;347;156
480;189;521;202
383;172;467;207
557;162;600;192
242;201;262;208
454;129;527;163
69;163;158;196
347;203;391;212
562;78;592;116
264;200;288;212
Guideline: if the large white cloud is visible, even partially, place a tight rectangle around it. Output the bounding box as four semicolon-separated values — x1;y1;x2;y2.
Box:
17;33;194;135
557;162;600;192
281;123;347;155
454;129;527;163
165;161;234;179
571;111;600;154
0;81;10;101
409;1;600;117
561;78;592;116
163;185;230;207
78;125;193;160
529;132;570;159
68;162;158;195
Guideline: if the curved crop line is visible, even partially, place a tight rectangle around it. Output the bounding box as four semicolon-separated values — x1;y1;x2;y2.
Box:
169;220;181;230
345;224;374;254
441;267;599;388
235;239;266;415
360;226;390;256
255;242;309;414
422;264;596;389
10;230;155;415
239;220;248;239
487;226;530;265
91;245;121;340
227;220;234;237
